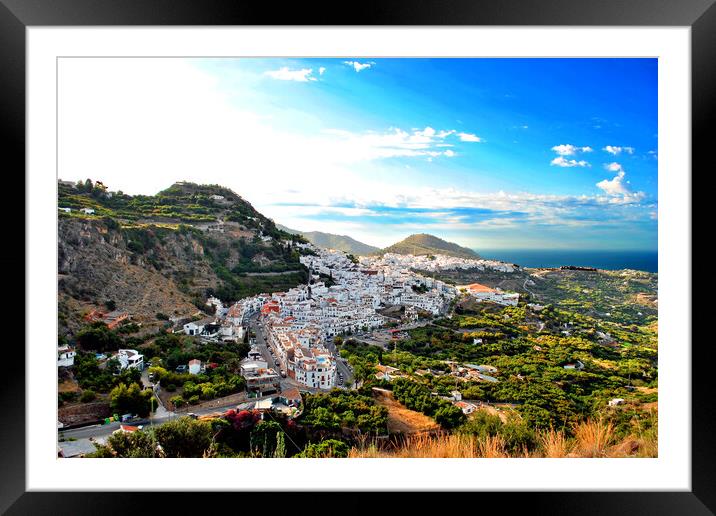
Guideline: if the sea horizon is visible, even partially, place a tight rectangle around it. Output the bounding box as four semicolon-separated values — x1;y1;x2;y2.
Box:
476;248;658;273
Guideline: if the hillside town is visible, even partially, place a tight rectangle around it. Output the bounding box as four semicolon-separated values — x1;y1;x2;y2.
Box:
194;244;479;391
362;252;519;274
157;242;522;392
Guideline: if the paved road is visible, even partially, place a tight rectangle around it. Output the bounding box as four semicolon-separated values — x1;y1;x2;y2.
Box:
247;313;307;392
523;277;539;300
244;270;302;276
58;393;277;442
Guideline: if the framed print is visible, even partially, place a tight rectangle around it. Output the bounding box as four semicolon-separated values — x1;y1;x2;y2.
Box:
3;0;712;513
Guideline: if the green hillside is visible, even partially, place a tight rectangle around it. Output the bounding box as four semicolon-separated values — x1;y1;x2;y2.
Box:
380;233;480;259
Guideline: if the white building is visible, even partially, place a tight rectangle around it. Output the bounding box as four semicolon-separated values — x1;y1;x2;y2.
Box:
57;345;76;367
117;349;144;371
455;401;477;414
80;208;95;215
183;322;203;336
457;283;519;306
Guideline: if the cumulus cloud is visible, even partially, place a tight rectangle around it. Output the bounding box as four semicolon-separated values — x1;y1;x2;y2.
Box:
319;67;326;75
551;156;590;168
596;164;645;203
344;61;374;72
603;145;635;155
264;67;316;82
551;144;593;156
597;171;629;195
458;132;482;142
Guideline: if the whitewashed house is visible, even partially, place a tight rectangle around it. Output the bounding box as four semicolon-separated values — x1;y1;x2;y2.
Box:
117;349;144;371
57;345;76;367
183;322;203;336
80;208;95;215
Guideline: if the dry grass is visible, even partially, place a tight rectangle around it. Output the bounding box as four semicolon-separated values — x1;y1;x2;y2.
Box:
349;417;657;458
372;388;440;434
539;428;572;458
571;419;616;457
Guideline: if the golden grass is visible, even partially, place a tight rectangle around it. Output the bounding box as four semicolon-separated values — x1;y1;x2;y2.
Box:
571;418;616;457
349;418;657;459
539;428;572;458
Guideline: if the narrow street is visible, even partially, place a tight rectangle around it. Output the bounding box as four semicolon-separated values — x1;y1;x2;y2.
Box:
248;311;353;390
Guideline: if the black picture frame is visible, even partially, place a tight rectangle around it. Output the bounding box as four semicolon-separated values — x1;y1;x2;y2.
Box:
2;0;709;513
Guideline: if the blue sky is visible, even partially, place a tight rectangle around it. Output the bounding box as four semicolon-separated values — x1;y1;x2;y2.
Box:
59;57;658;250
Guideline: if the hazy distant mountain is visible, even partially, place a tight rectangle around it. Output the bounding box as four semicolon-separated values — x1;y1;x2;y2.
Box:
276;224;380;256
380;233;480;260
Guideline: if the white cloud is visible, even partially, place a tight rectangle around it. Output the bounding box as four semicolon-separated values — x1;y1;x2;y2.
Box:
343;61;374;72
551;156;590;168
596;171;629;195
551;144;592;156
57;58;652;251
458;132;482;142
264;67;316;82
308;125;465;164
603;145;635;155
319;67;326;75
596;164;645;203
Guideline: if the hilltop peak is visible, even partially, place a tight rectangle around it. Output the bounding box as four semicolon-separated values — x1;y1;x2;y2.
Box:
381;233;480;259
158;181;244;201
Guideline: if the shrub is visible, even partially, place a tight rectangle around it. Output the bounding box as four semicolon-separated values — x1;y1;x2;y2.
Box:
109;382;152;416
296;439;349;458
80;390;97;403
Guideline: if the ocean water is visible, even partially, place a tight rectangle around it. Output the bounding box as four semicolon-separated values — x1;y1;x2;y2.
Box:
478;249;658;273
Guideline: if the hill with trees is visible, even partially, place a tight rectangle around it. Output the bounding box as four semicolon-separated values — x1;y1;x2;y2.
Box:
380;233;480;259
58;179;310;336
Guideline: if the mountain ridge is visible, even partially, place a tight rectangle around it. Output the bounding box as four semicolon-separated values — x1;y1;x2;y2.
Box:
276;224;380;256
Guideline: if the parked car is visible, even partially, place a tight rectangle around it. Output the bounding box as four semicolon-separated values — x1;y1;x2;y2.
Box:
280;370;287;378
175;365;188;373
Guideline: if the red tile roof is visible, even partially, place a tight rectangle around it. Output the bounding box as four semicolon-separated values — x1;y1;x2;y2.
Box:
464;283;496;293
